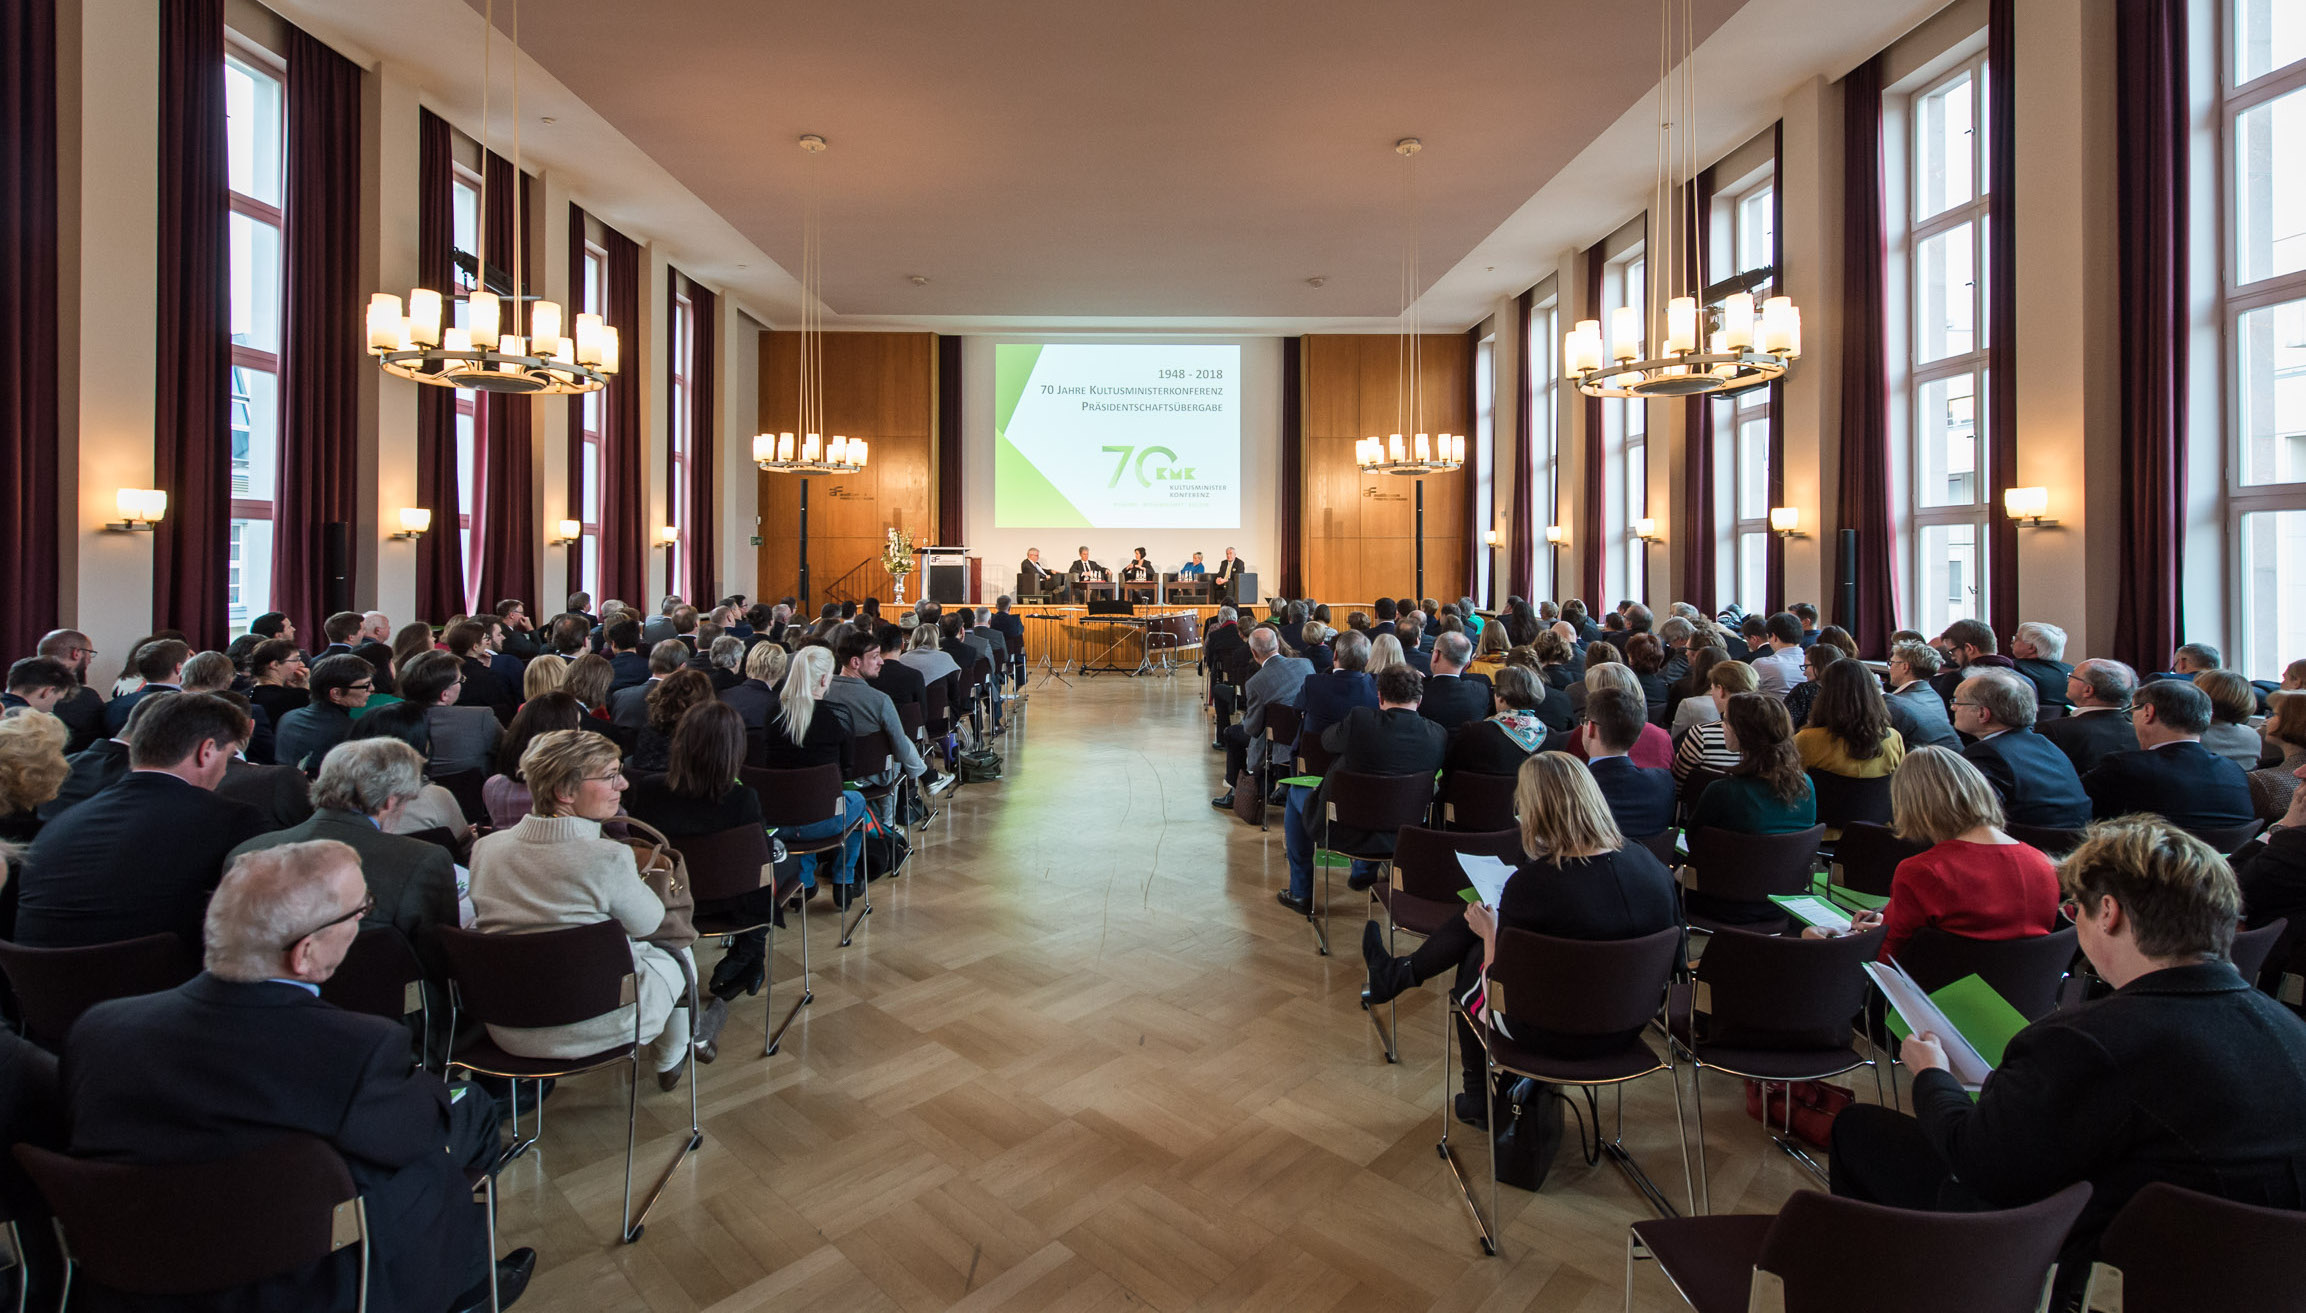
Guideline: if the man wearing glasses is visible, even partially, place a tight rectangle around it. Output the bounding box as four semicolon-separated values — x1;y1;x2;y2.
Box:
33;628;107;753
2040;658;2141;776
60;839;537;1311
272;655;376;778
1950;669;2092;829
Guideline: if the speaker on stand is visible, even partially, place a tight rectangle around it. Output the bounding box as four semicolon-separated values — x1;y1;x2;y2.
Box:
323;521;352;617
1834;528;1857;634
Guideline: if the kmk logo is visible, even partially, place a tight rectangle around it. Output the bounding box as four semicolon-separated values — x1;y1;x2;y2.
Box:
1101;445;1195;488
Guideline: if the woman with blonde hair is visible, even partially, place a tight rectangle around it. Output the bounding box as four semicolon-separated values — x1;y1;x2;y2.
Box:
521;653;568;704
1571;662;1674;768
1362;752;1679;1128
562;652;616;721
1467;619;1512;679
752;645;869;905
0;711;71;842
1810;746;2058;962
467;729;726;1089
1367;632;1407;674
2194;669;2264;767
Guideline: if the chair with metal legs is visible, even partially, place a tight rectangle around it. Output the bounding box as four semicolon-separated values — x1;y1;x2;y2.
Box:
1256;704;1304;834
318;925;435;1071
1310;770;1438;956
1365;825;1520;1064
896;700;938;830
1435;770;1517;831
672;823;806;1058
1828;821;1930;899
846;729;913;882
1663;924;1888;1208
1443;926;1693;1256
743;763;873;948
435;920;703;1244
1676;825;1830;937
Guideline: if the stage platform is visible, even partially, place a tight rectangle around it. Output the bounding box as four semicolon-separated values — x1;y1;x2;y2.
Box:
992;601;1385;674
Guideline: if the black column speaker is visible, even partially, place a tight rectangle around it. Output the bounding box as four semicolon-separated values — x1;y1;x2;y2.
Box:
1835;528;1857;632
323;521;352;616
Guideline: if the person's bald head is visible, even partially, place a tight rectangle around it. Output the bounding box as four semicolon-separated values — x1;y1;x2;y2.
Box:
1248;626;1279;660
205;840;368;985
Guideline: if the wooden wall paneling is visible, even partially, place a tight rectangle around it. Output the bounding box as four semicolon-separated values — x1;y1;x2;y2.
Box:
756;331;934;605
1301;333;1473;605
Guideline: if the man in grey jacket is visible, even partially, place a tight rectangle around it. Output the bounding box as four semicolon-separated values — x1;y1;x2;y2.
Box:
1885;639;1963;751
825;630;947;795
1211;626;1313;810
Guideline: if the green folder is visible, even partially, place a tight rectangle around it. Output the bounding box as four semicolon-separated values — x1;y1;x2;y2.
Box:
1883;972;2032;1071
1812;872;1891;913
1769;893;1856;931
1277;776;1322;789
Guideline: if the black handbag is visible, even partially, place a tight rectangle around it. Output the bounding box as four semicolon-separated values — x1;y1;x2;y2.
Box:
1490;1076;1567;1191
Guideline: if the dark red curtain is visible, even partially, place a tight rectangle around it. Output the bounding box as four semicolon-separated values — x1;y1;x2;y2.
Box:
1462;325;1481;601
684;279;717;601
1579;243;1606;604
2112;0;2189;671
598;224;645;604
1;0;59;658
1679;168;1717;616
936;334;963;544
1835;60;1899;657
1507;289;1536;604
566;202;588;605
272;27;360;635
414;109;464;622
1279;335;1303;596
1764;123;1787;613
474;155;534;612
153;0;230;648
1987;0;2020;642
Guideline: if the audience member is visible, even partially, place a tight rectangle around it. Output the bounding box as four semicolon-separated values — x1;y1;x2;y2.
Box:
1883;640;1961;751
0;711;69;843
1928;618;2017;707
63;840;530;1310
2;658;75;719
343;702;474;843
752;647;869;904
825;628;939;795
1396;613;1431;674
16;692;266;946
623;702;784;1002
1466;620;1509;679
721;641;785;731
1297;629;1380;743
2234;762;2306;979
484;692;587;827
611;640;687;732
2193;669;2265;767
2081;679;2255;831
272;653;375;775
1623;632;1671;720
1566;639;1619;723
1581;688;1675;837
2040;657;2140;775
1749;612;1809;699
2009;621;2074;709
103;638;190;734
1416;632;1490;733
631;669;715;777
32;630;106;754
215;690;316;831
1445;665;1563;776
1783;641;1840;728
1796;659;1906;781
469;730;723;1090
1671;658;1758;784
563;651;616;721
244;638;310;730
403;650;501;778
1668;646;1731;734
521;653;568;703
702;636;747;694
1954;670;2092;829
2249;692;2306;824
604;618;650;691
1212;627;1313;809
1830;816;2306;1293
1685;693;1817;925
1790;601;1821;646
1569;664;1674;769
1279;665;1446;914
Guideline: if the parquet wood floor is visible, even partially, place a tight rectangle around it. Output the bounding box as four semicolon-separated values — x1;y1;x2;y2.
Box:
501;672;1829;1311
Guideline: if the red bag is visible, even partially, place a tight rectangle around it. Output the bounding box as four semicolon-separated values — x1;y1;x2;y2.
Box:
1743;1079;1855;1149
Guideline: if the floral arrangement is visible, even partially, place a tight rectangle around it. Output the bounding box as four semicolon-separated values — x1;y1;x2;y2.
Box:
882;526;915;580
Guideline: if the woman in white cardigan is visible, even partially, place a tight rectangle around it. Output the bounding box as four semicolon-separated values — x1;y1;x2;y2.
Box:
468;729;726;1090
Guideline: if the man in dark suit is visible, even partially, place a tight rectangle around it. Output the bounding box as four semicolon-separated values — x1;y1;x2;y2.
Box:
1297;631;1380;741
611;640;688;731
2081;680;2255;831
1280;665;1447;912
1417;633;1491;733
1066;546;1107;603
494;599;545;664
987;597;1028;683
1829;816;2306;1299
604;618;652;692
1583;689;1675;837
1369;597;1400;641
1212;547;1247;604
272;654;376;777
444;620;517;725
1018;547;1061;600
1203;607;1249;744
865;623;927;714
16;693;269;947
37;720;134;822
313;610;364;662
2009;621;2075;710
62;840;532;1312
216;690;315;831
1212;627;1313;810
102;637;191;736
2041;658;2141;775
33;629;108;754
1953;670;2092;829
1885;641;1963;751
720;640;784;731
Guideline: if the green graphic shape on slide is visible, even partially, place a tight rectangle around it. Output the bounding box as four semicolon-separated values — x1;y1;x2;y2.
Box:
995;344;1092;527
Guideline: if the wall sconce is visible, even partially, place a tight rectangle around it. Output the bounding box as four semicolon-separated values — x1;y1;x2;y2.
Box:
1769;507;1807;539
654;526;679;549
1482;528;1503;548
390;507;431;540
553;518;582;545
1634;517;1662;543
1544;525;1568;546
105;488;167;532
2003;486;2056;527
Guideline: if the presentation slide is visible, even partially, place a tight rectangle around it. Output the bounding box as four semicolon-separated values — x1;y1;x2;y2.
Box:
994;343;1241;529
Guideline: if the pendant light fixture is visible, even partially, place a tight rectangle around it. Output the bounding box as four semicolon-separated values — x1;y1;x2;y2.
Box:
1357;138;1465;475
753;135;868;475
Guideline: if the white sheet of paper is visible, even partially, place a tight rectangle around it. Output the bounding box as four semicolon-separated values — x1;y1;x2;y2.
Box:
1864;960;1994;1092
1455;853;1516;909
1778;895;1853;934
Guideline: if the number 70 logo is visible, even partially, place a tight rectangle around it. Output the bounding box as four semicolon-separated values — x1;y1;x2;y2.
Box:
1101;445;1195;487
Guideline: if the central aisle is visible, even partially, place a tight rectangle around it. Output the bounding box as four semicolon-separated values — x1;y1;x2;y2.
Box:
502;672;1807;1311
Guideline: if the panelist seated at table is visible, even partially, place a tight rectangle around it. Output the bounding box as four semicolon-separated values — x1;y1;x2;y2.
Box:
1178;553;1208;579
1068;548;1109;598
1121;549;1156;583
1019;547;1061;590
1213;548;1247;597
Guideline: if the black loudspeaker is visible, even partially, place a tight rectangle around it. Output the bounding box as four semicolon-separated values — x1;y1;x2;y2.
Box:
1835;528;1858;630
1229;571;1259;607
323;522;352;616
1086;598;1133;616
928;561;967;604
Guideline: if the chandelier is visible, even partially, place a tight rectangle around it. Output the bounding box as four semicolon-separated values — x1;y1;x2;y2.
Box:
754;135;868;475
1358;138;1465;476
363;0;618;395
1563;0;1800;399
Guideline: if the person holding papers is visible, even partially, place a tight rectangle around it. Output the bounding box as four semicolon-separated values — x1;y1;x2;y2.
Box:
1829;816;2306;1297
1802;747;2059;963
1361;753;1677;1130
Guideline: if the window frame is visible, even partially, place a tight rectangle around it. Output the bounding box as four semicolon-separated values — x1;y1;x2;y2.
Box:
1711;168;1777;613
450;160;485;615
2222;2;2306;679
576;241;608;600
223;33;285;633
1474;332;1496;607
1604;247;1647;604
667;286;695;596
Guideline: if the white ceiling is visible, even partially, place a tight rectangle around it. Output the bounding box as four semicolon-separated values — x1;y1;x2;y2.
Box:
273;0;1949;333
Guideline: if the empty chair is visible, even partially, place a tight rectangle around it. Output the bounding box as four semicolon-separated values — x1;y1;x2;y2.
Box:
1678;825;1829;936
1628;1182;2092;1313
0;934;197;1052
317;925;432;1068
2083;1181;2306;1313
1436;770;1517;831
2230;917;2288;990
1831;821;1931;899
1808;771;1892;832
1258;703;1305;832
1899;926;2080;1022
743;763;872;947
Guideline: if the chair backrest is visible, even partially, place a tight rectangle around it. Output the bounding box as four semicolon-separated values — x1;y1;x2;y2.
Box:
1899;926;2079;1021
1390;825;1522;903
2229;917;2287;986
428;768;490;824
1696;925;1887;1051
2007;822;2085;857
1807;770;1893;830
317;926;425;1023
0;934;198;1051
896;699;926;739
850;728;894;778
1629;829;1680;865
739;762;842;829
1323;770;1440;834
1263;703;1303;749
1683;825;1829;904
1832;821;1932;898
434;920;637;1031
1676;766;1727;824
2087;1181;2306;1313
1298;735;1338;778
1486;926;1680;1041
669;823;776;904
2185;819;2266;855
1436;770;1517;831
1753;1183;2091;1313
16;1134;363;1296
924;680;951;730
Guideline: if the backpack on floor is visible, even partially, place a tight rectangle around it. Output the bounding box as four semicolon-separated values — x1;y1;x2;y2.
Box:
956;746;1003;783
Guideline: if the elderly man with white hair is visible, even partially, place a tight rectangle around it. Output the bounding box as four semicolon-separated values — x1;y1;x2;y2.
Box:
2010;620;2074;710
61;840;534;1311
1211;624;1312;812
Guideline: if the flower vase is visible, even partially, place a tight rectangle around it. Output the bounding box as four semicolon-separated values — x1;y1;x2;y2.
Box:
894;575;906;607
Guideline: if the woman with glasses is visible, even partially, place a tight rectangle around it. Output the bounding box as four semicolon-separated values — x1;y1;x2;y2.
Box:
468;729;727;1090
484;692;587;827
245;639;310;729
